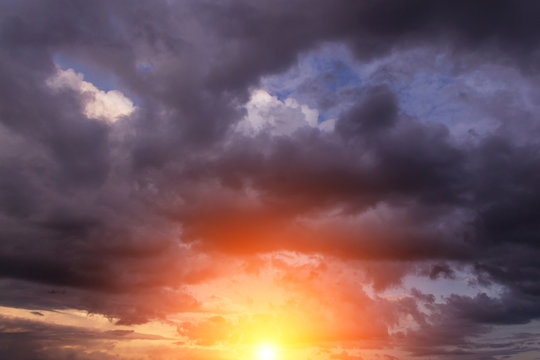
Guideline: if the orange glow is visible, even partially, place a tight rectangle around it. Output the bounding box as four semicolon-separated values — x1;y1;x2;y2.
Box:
0;253;410;360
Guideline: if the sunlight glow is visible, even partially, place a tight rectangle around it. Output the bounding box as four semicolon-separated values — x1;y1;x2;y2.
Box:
255;344;277;360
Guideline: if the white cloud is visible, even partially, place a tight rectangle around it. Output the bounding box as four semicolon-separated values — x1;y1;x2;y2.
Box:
46;67;135;123
237;89;334;136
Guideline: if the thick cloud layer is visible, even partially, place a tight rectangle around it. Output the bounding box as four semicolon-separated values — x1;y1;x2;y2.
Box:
1;1;540;359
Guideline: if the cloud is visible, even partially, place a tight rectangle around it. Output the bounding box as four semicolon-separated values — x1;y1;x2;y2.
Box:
1;1;540;359
236;89;329;136
47;67;135;123
0;314;171;360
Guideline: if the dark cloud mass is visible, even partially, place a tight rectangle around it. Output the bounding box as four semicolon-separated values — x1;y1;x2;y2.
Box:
1;0;540;359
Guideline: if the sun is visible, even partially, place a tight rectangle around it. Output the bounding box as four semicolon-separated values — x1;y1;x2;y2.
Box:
255;343;277;360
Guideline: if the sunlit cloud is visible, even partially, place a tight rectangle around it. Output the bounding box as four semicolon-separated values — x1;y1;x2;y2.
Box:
47;67;135;123
237;89;335;136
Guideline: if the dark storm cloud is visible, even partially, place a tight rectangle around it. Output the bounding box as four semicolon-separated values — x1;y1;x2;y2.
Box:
1;0;540;358
336;85;399;136
397;291;540;359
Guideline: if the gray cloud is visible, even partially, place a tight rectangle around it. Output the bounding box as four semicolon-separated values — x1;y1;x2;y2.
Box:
1;0;540;358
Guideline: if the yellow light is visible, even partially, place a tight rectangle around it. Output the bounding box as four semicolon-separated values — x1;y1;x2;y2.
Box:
255;344;277;360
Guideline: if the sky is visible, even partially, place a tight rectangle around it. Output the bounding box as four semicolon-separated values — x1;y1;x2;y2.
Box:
1;1;540;359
